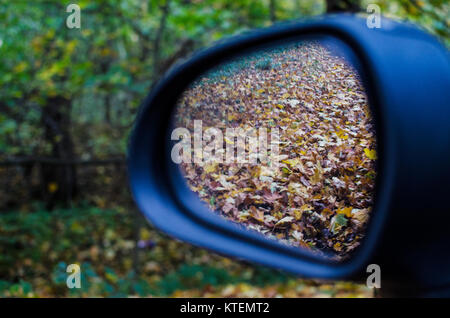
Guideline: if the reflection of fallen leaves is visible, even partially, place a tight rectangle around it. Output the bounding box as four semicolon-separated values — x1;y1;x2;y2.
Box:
275;216;295;227
331;214;348;234
176;42;376;260
351;208;370;225
332;177;346;189
222;202;235;214
250;206;265;223
337;207;352;218
262;188;283;203
364;148;377;160
203;163;218;173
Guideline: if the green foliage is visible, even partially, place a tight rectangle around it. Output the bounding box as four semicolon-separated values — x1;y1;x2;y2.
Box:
0;0;447;297
0;0;447;160
363;0;449;45
0;205;293;297
51;261;156;297
0;0;308;161
0;280;33;297
156;264;291;296
0;205;133;279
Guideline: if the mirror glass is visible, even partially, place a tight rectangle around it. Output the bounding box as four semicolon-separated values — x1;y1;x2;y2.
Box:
171;37;377;260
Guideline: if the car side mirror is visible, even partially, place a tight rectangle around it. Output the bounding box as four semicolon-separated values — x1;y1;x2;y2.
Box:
128;14;450;297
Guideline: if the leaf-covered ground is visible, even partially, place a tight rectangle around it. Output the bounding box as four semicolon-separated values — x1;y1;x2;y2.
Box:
175;42;376;259
170;281;373;298
0;205;372;298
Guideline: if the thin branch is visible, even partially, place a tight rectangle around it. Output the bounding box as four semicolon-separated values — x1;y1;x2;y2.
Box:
269;0;277;23
153;0;171;74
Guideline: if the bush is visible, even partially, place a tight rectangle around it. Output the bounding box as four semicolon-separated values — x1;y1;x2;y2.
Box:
0;204;293;297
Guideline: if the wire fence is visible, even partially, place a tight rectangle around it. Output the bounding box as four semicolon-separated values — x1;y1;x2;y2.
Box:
0;157;129;211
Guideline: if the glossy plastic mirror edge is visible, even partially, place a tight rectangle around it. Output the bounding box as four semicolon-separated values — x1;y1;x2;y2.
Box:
129;14;448;281
128;14;390;280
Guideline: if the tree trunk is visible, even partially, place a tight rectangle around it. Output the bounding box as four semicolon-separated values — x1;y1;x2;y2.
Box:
269;0;277;23
153;0;171;76
41;96;77;209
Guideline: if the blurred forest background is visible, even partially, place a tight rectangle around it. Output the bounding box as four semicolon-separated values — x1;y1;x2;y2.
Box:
0;0;448;297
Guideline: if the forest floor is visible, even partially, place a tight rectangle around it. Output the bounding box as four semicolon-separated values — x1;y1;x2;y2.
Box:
170;281;373;298
0;204;372;297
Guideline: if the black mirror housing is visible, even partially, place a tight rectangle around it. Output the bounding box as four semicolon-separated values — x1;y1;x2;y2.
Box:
128;14;450;296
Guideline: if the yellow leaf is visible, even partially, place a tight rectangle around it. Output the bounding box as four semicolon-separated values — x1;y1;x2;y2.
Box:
293;210;303;220
82;29;93;37
140;228;151;240
337;207;353;218
333;242;342;251
227;113;236;121
66;40;77;54
13;62;28;73
224;137;234;144
203;163;217;173
335;128;348;140
299;204;313;212
321;208;333;217
70;221;83;233
364;148;377;160
310;162;323;185
282;158;301;168
250;206;264;223
48;182;58;193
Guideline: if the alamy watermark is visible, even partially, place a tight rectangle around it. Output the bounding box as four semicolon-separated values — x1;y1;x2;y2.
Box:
66;263;81;289
66;4;81;29
366;4;381;29
366;264;381;289
171;120;280;167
